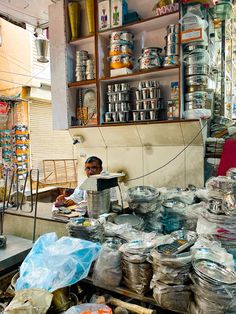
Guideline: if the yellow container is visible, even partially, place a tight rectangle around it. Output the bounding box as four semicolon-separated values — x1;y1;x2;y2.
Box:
68;2;80;40
85;0;95;34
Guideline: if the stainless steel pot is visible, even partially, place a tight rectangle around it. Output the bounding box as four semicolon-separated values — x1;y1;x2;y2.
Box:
87;189;110;218
184;43;207;52
184;50;209;65
185;91;208;102
185;64;209;76
186;75;208;86
185;101;206;110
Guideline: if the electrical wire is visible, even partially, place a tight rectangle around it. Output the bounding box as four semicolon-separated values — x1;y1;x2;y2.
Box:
0;63;50;91
127;121;207;182
0;70;50;81
0;0;48;22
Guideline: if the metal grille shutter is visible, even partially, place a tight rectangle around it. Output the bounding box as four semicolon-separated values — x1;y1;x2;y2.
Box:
29;99;75;182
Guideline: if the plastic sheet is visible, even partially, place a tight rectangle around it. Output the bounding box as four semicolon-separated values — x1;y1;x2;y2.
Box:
65;304;112;314
15;233;101;292
103;222;157;242
152;281;191;314
92;240;122;287
4;289;53;314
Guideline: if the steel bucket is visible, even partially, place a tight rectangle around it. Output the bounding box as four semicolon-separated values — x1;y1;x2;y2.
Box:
35;38;49;63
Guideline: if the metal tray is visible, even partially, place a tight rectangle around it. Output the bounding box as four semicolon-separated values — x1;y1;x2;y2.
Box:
193;259;236;285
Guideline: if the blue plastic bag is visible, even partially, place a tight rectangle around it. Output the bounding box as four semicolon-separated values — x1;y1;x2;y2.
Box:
15;232;101;292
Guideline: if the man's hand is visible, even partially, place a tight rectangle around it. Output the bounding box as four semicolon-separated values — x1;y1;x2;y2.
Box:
64;199;76;207
56;195;66;202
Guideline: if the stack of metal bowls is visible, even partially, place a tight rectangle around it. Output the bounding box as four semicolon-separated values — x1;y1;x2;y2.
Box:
75;50;95;81
66;217;104;243
163;24;179;67
104;83;131;123
119;240;154;294
127;185;161;214
108;31;134;70
184;43;209;114
190;258;236;314
150;230;197;313
75;50;88;81
133;80;161;121
138;47;162;70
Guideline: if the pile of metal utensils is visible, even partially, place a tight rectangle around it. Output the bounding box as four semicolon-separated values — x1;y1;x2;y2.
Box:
149;230;197;313
163;24;179;67
75;50;95;81
189;253;236;314
210;116;235;137
133;80;161;121
105;83;131;123
197;173;236;264
66;217;104;243
119;240;155;294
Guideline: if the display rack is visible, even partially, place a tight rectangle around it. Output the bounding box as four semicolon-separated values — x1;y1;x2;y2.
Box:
49;0;181;129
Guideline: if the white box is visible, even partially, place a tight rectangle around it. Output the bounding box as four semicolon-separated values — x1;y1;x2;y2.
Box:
98;0;110;31
110;0;126;28
110;67;133;77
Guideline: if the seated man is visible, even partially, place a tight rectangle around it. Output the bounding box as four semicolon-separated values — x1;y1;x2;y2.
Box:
56;156;103;207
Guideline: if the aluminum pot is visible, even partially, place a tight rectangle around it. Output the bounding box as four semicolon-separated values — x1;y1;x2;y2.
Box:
139;56;161;69
186;75;208;86
185;64;209;76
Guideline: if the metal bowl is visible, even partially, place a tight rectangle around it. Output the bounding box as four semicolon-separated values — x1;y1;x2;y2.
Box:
186;75;208;86
185;64;209;76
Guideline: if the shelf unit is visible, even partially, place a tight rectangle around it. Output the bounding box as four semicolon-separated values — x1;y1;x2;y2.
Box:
49;0;181;129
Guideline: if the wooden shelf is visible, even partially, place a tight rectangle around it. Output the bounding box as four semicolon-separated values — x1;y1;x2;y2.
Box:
98;11;179;37
69;119;199;129
68;79;96;88
100;66;179;83
69;34;95;46
83;277;156;306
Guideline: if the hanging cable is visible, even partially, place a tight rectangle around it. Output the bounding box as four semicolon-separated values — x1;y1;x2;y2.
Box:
127;121;207;182
0;70;50;81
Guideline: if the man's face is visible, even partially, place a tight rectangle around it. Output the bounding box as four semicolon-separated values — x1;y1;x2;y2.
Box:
84;160;102;177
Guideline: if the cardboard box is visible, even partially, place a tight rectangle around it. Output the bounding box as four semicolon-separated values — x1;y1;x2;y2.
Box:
180;28;203;43
98;0;110;31
110;0;128;28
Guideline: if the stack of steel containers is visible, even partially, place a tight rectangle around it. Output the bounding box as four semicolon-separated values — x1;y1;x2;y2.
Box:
104;83;131;123
75;50;95;81
163;24;179;67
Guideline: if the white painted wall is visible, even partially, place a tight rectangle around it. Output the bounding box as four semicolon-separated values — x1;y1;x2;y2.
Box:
70;121;205;189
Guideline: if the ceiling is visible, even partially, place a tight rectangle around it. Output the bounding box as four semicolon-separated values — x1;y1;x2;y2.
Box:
0;0;61;28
